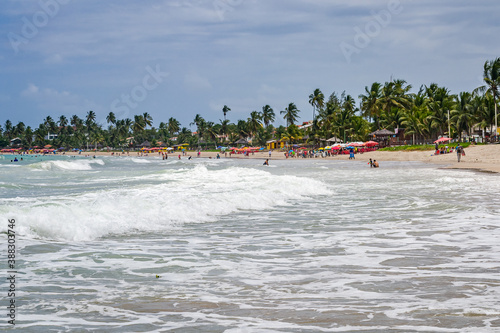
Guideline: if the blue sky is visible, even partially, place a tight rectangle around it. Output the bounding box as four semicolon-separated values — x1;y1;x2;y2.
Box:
1;0;499;129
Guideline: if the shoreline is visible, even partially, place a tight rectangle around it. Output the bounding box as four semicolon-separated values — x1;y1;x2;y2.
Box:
2;144;500;174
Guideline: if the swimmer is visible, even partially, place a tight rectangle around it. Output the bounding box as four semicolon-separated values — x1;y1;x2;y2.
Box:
263;159;269;166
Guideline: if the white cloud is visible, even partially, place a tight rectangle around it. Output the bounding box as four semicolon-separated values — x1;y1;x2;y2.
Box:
20;83;101;117
21;83;39;96
3;0;500;128
44;53;63;64
183;71;212;90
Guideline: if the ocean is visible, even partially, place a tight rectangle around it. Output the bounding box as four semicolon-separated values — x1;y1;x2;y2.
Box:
1;154;500;332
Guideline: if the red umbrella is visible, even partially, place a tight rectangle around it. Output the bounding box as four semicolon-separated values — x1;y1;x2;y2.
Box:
434;137;452;143
364;141;379;147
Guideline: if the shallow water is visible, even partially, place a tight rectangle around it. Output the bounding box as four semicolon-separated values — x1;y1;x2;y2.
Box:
1;154;500;332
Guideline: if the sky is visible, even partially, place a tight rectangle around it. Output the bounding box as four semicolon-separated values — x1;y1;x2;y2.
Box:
1;0;500;130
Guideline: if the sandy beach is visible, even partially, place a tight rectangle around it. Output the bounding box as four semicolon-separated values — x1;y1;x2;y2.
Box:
24;144;496;174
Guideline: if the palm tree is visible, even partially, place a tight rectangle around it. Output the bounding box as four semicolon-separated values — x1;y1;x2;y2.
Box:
34;127;46;147
167;117;180;136
85;111;96;127
106;112;116;126
143;112;153;130
70;115;84;147
13;122;26;138
190;114;206;147
204;121;219;148
475;57;500;140
70;115;83;128
219;119;230;143
280;103;300;127
451;92;474;141
3;120;13;140
236;120;249;139
359;82;382;126
222;105;231;121
190;114;204;129
247;111;262;137
281;124;302;145
23;126;34;147
85;111;97;149
43;116;58;141
481;94;498;137
425;85;454;138
379;80;412;128
133;115;145;135
261;105;275;128
309;88;324;121
402;103;428;144
176;127;192;144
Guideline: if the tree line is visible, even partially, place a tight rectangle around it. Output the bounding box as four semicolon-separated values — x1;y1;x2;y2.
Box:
1;58;499;149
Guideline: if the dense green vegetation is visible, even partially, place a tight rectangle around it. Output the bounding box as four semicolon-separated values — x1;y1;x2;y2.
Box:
379;142;472;152
1;58;499;150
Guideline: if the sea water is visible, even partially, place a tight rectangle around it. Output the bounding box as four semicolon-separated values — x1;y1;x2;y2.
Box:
1;154;499;332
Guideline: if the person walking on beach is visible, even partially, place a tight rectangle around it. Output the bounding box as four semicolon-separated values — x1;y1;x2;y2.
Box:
456;144;463;162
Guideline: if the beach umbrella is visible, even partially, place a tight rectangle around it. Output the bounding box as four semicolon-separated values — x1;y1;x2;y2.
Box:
434;137;452;143
332;146;341;150
364;141;379;147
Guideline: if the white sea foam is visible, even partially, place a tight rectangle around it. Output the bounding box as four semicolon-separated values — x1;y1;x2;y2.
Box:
6;164;332;241
130;157;151;164
29;158;105;171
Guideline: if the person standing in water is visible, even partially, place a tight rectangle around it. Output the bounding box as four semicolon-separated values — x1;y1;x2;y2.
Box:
456;144;463;162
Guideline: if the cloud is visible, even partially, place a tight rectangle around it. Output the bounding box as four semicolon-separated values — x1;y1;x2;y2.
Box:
44;53;63;64
183;71;212;90
20;83;101;118
2;0;500;128
21;83;39;96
